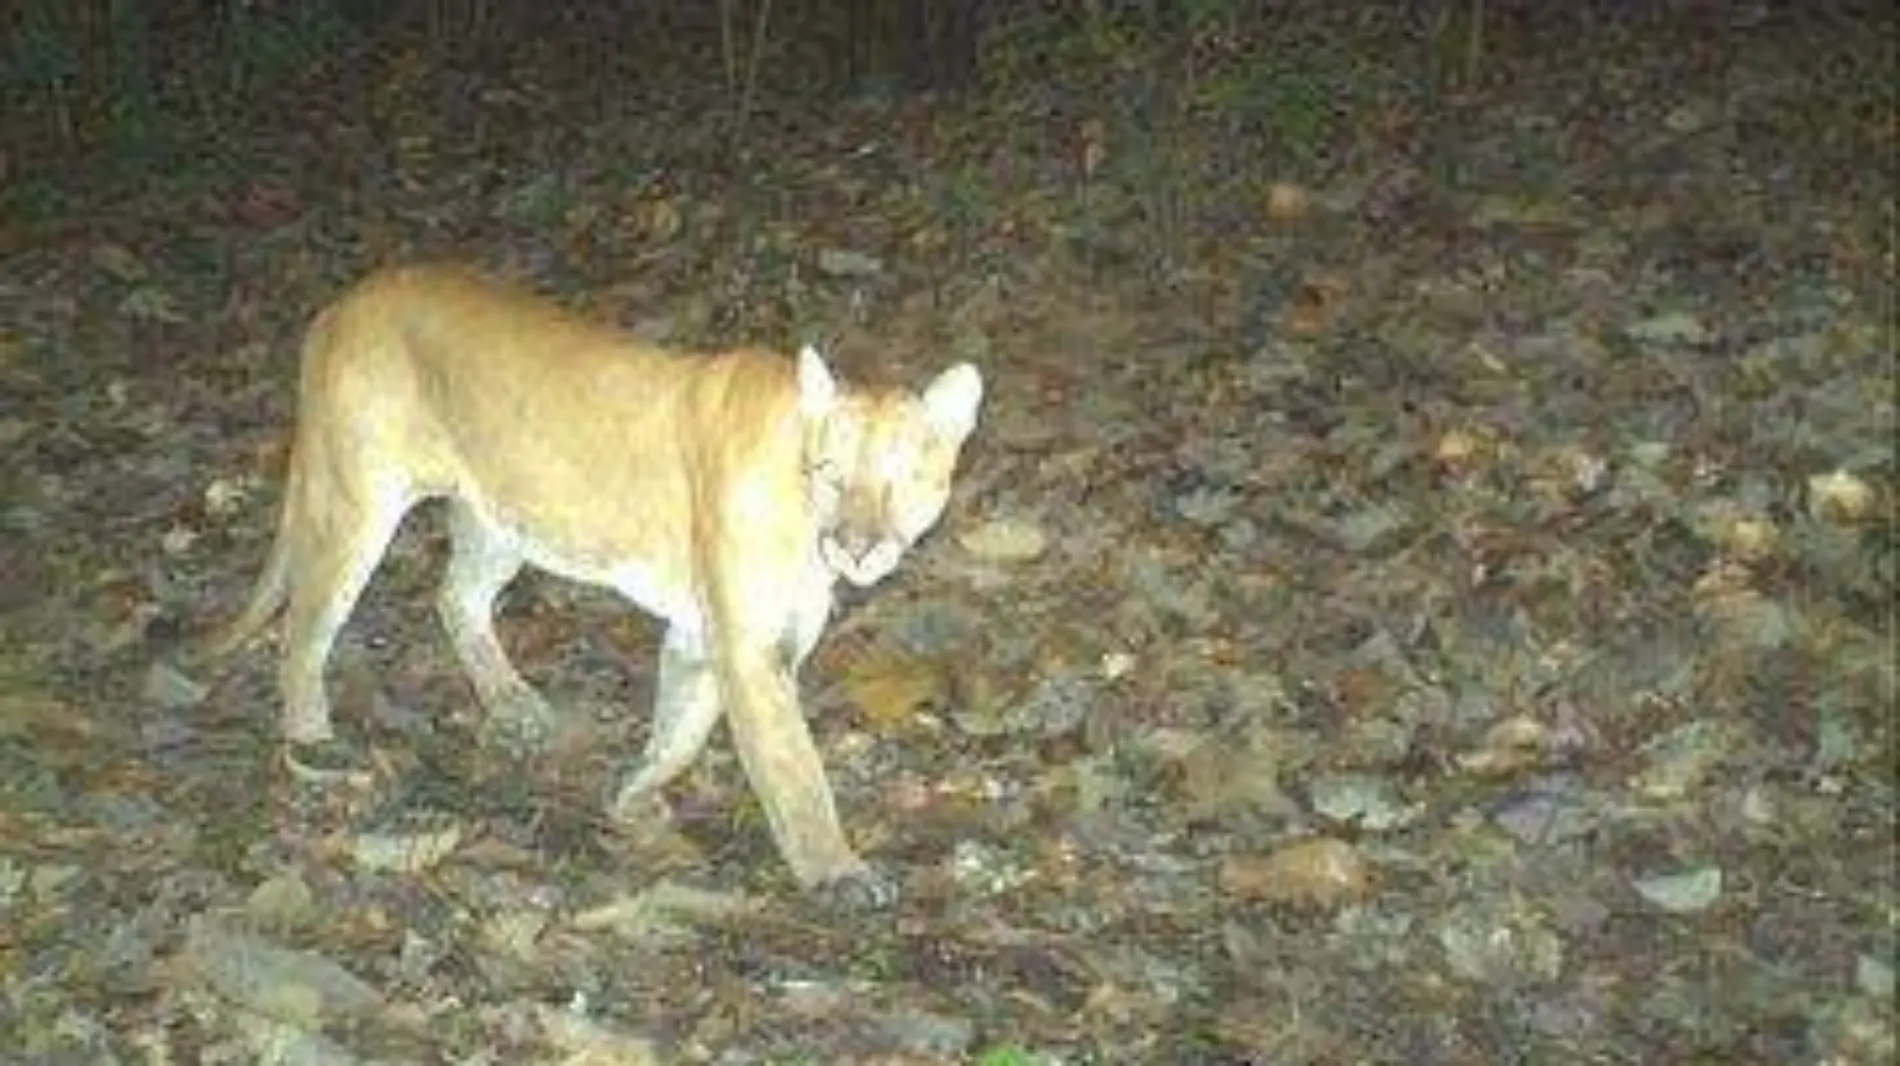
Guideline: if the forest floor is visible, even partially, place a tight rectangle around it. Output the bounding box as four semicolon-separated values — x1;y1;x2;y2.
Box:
0;4;1894;1064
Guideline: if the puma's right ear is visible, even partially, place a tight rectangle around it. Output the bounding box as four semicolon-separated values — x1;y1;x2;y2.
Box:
921;362;983;444
797;344;839;418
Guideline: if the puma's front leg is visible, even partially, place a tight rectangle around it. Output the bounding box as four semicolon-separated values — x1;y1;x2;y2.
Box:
716;633;893;906
609;625;723;822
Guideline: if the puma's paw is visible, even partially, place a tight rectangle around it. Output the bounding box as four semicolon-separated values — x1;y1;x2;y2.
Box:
281;738;375;789
605;776;674;827
816;863;900;912
607;748;688;809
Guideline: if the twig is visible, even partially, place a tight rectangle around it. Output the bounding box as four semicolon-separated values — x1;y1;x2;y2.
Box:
729;0;776;154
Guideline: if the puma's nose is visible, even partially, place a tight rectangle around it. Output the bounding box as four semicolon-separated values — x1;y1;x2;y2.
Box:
822;533;900;587
833;531;877;563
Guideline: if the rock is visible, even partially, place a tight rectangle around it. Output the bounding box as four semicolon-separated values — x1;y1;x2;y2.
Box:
1632;866;1723;914
957;517;1048;562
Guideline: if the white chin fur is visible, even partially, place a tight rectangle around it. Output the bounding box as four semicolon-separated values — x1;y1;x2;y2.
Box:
823;538;902;587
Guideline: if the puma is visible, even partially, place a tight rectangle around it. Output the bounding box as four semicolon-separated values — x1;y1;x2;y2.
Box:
206;263;984;901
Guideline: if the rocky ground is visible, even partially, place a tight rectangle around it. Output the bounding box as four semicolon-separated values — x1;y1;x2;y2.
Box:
0;3;1893;1063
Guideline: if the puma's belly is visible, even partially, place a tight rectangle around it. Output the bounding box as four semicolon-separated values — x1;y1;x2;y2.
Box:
458;495;706;642
600;557;706;649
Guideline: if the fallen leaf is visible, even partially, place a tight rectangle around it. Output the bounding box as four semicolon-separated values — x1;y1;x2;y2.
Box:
203;476;250;518
1079;117;1107;180
1631;718;1741;800
243;872;317;930
91;242;148;282
1169;728;1296;823
232;180;302;227
1808;468;1875;523
1624;310;1711;346
120;285;185;324
1264;181;1311;221
1433;426;1486;473
631;195;682;241
159;524;198;555
1632;866;1723;914
1856;954;1894;999
570;880;753;938
182;916;383;1027
1285;273;1348;336
816;247;884;278
1214;994;1329;1056
1218;837;1372;907
1694;500;1779;562
481;908;549;961
141;662;209;710
347;821;464;874
537;1002;660;1065
1438;900;1566;983
1458;714;1555;776
1307;773;1422;831
841;651;947;730
957;517;1048;562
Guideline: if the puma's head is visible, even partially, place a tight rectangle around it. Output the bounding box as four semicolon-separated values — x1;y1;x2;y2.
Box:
797;345;984;587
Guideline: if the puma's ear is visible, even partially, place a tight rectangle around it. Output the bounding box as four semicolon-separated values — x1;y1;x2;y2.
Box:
921;362;983;443
797;344;838;418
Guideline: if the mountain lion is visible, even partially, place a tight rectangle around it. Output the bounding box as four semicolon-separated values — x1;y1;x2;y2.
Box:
206;264;984;902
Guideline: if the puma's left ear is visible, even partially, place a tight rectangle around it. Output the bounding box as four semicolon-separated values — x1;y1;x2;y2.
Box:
797;344;838;418
921;362;983;443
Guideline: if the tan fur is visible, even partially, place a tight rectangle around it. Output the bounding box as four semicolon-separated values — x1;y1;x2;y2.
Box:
209;263;983;894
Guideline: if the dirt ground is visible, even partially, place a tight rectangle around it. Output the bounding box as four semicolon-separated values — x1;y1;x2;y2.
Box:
0;3;1893;1063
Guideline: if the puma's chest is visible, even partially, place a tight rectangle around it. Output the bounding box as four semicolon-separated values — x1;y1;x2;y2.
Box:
495;508;837;659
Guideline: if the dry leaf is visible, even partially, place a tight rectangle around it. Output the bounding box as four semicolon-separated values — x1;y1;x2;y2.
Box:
634;196;682;241
1700;501;1779;562
1808;468;1874;523
537;1002;660;1066
1284;273;1348;336
1433;426;1483;472
957;517;1048;562
120;285;185;324
1079;117;1107;180
840;651;946;730
1458;714;1553;776
1218;837;1372;907
1264;181;1311;222
91;242;148;282
203;476;250;518
348;822;464;874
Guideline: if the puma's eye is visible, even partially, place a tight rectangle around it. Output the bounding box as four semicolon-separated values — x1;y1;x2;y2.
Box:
808;459;848;506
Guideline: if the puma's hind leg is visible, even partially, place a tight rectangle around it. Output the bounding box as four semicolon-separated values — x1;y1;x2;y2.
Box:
437;499;557;747
275;463;409;746
609;625;722;821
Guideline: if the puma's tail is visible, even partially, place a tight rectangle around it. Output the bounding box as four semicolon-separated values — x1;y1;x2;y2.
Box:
198;457;300;661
